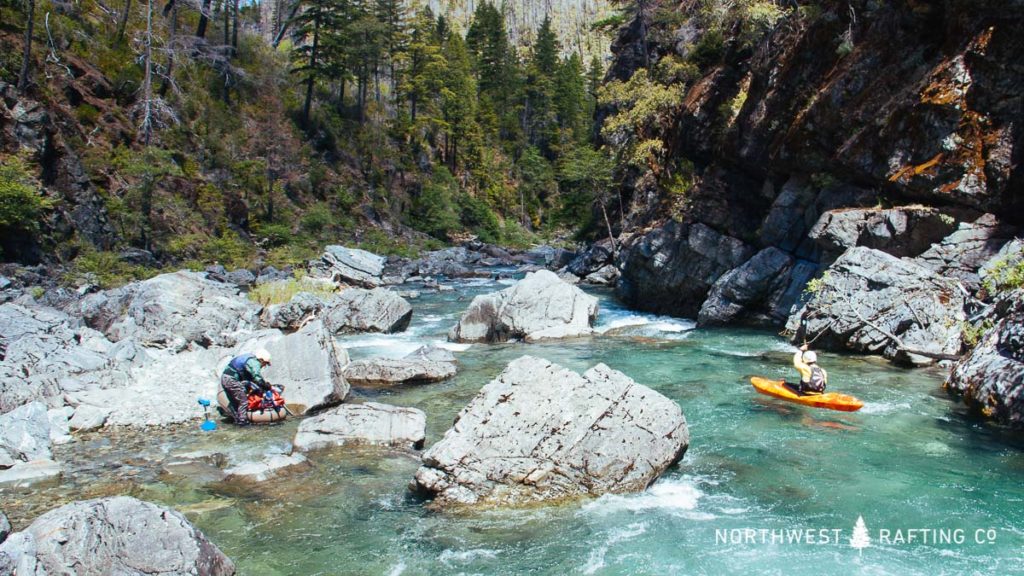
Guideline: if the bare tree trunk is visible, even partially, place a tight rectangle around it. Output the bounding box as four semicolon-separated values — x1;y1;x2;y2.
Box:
159;0;177;97
196;0;211;38
272;0;300;47
231;0;239;51
140;0;154;145
116;0;131;43
301;11;320;126
18;0;35;91
140;0;154;250
601;202;617;255
222;0;231;104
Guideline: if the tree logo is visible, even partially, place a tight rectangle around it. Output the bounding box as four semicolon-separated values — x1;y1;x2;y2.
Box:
850;515;871;555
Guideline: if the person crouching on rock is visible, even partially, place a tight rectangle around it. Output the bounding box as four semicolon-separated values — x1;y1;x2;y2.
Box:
792;344;827;396
222;349;273;425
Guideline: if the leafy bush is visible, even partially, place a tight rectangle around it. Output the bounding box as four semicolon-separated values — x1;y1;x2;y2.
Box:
248;275;338;306
0;154;50;233
253;222;293;247
982;248;1024;295
66;248;157;288
200;232;256;269
411;169;462;239
301;203;334;236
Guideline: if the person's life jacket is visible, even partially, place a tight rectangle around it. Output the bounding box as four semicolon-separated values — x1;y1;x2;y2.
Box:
806;365;826;393
228;353;256;381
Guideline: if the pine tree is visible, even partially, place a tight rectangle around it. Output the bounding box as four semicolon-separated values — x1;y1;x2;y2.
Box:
441;30;479;170
554;52;588;143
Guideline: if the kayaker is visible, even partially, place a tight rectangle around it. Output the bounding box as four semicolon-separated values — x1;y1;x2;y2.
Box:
792;344;827;395
221;349;273;425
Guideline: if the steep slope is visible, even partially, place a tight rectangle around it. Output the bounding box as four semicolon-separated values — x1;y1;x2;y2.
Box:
600;0;1021;326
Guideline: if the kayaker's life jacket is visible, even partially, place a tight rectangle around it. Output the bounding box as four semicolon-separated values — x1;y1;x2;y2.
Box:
227;353;257;381
805;365;826;393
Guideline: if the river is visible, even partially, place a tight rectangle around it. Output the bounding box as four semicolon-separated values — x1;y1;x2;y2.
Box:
4;275;1023;575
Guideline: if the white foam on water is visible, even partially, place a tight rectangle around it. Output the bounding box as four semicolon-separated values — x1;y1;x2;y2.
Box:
438;548;499;566
580;478;705;518
431;341;472;352
581;522;648;575
386;562;406;576
337;336;424;358
859;401;911;415
596;313;697;336
497;278;518;285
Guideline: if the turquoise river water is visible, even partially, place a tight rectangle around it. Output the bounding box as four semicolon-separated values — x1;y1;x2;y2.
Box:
3;275;1023;575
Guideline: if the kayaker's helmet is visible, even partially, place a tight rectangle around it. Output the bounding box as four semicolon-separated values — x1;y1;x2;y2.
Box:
254;348;273;365
803;351;817;364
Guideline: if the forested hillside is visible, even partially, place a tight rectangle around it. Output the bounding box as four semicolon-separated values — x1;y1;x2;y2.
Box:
0;0;612;285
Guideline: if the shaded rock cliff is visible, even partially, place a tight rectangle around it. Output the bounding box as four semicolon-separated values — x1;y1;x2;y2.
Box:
604;0;1021;328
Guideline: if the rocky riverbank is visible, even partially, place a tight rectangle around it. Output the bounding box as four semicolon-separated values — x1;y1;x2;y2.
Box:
1;241;700;569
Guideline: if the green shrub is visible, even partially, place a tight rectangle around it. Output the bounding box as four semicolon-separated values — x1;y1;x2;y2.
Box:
66;248;157;288
0;154;51;232
301;203;334;236
254;222;293;247
410;168;461;239
982;249;1024;295
200;232;255;269
248;275;338;306
75;104;101;125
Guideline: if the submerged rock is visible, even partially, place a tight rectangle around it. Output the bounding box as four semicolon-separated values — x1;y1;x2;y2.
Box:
0;496;235;575
448;270;598;343
223;453;311;483
343;345;457;386
945;289;1024;428
411;356;689;509
324;288;413;334
294;403;426;451
787;247;965;365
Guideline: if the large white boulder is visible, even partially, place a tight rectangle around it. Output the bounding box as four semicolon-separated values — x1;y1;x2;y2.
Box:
448;270;598;343
294;402;426;451
0;497;235;575
411;356;689;508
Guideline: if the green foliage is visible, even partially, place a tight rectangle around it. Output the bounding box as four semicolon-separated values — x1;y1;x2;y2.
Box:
961;319;995;349
804;271;831;296
556;144;614;226
0;154;51;235
66;247;157;289
410;167;461;239
75;104;101;125
200;232;256;269
982;249;1024;295
457;190;502;243
300;202;333;236
248;275;339;306
599;68;682;170
690;29;726;68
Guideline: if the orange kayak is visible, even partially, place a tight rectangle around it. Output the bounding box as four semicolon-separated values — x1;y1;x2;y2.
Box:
750;377;864;412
